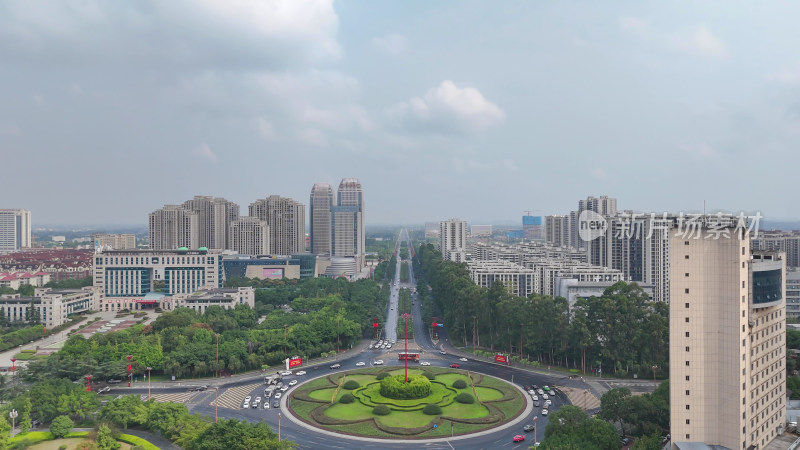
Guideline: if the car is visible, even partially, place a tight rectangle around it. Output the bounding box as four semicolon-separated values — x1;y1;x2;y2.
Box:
280;385;289;392
543;385;550;392
280;370;293;376
356;361;366;366
420;361;431;366
537;389;544;395
295;371;306;376
542;393;549;400
440;350;447;355
273;401;279;408
368;344;373;349
374;360;384;365
330;363;341;369
532;395;539;401
459;357;468;362
264;389;273;397
289;380;298;386
450;363;461;368
264;401;270;409
513;434;526;443
545;399;552;406
274;393;282;399
527;389;535;395
243;400;250;408
532;384;540;390
523;424;535;432
244;396;252;404
533;401;540;407
252;397;261;408
542;409;549;416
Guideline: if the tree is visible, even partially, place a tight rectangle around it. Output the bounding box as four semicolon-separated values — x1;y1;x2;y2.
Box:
96;423;120;450
0;417;10;450
631;433;663;450
19;397;32;433
599;387;632;434
50;415;74;438
100;395;148;429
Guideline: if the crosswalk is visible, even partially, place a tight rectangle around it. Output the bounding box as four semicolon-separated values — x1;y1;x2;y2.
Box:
140;392;198;404
211;382;263;410
557;386;601;410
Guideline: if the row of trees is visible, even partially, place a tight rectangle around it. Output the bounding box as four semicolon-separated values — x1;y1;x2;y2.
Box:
414;243;670;376
25;278;388;381
599;383;669;437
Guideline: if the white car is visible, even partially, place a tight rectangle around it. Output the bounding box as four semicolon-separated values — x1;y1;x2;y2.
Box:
264;401;270;409
542;409;549;416
280;370;293;376
253;397;261;408
289;380;298;386
420;361;431;366
545;399;552;406
280;385;289;392
528;389;535;395
243;400;250;408
537;389;544;395
244;396;252;404
356;362;366;366
542;394;549;400
374;360;384;365
368;344;374;349
274;392;282;399
295;371;306;376
532;395;539;401
459;357;468;362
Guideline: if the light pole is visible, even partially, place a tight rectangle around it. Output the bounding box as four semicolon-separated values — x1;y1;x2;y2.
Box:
85;374;92;392
284;324;288;355
652;365;658;384
215;333;220;378
277;412;282;441
451;420;454;437
214;387;219;423
337;316;340;354
126;355;133;387
403;313;410;382
146;367;152;400
9;410;18;435
533;416;538;446
10;358;16;374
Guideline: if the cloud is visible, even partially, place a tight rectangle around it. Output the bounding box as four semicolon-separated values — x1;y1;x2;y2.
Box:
387;80;505;134
668;27;727;58
192;143;218;163
453;157;518;173
255;118;276;140
767;63;800;84
617;16;648;35
679;143;718;159
371;34;408;56
590;167;608;180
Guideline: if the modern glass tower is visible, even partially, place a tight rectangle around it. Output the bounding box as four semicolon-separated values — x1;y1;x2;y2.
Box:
309;183;333;256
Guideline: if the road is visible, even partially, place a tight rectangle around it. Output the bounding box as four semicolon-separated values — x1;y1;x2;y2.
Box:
106;230;563;449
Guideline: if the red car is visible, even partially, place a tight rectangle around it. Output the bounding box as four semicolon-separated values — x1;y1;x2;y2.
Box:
513;434;525;443
450;363;461;368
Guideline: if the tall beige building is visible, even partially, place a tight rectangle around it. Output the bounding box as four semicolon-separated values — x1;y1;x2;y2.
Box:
545;215;569;248
249;196;305;255
440;219;468;262
0;209;31;253
331;178;365;271
182;196;240;250
309;183;333;256
670;220;786;450
148;205;198;250
229;217;269;255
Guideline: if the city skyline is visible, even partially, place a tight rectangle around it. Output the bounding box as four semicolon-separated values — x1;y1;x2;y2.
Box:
2;1;800;225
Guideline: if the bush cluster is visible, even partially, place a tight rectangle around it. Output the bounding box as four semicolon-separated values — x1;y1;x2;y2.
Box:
376;372;389;380
342;380;360;390
456;393;474;404
339;393;355;404
422;372;436;380
373;404;391;415
379;374;432;400
422;404;442;415
452;379;467;389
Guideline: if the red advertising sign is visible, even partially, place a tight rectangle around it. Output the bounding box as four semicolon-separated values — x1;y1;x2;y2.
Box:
495;354;508;364
289;357;302;368
373;321;379;328
432;321;438;327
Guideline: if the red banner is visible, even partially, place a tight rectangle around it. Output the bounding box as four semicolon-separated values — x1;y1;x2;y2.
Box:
495;354;508;364
432;321;437;327
288;357;302;368
373;322;379;328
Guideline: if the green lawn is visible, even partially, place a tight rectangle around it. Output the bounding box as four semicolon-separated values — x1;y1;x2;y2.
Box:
473;386;504;401
308;387;338;402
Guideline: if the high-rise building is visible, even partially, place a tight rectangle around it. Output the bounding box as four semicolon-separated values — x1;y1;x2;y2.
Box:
752;230;800;268
249;195;305;255
182;196;240;250
309;183;334;256
545;215;569;248
522;215;543;240
91;233;137;250
0;209;31;253
569;195;617;250
440;219;468;262
669;220;785;449
331;178;365;270
148;205;198;250
229;217;269;255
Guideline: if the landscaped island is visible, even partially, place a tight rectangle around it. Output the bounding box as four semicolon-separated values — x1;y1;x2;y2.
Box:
288;366;525;439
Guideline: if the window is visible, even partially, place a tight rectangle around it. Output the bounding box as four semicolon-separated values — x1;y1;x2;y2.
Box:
686;317;690;323
686;375;690;381
686;419;690;425
685;241;690;245
685;272;689;277
686;390;690;395
686;361;690;366
686;346;690;352
685;255;690;259
685;332;690;337
685;303;690;308
685;288;690;294
686;404;690;410
686;434;690;439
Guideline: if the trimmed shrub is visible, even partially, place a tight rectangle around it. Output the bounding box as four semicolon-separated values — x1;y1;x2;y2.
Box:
339;393;355;404
373;404;391;416
456;393;474;404
452;379;467;389
342;380;360;390
117;434;160;450
380;374;432;400
376;372;389;380
422;403;442;415
422;371;436;380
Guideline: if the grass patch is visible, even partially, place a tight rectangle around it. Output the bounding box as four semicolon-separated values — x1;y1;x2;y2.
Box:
9;431;54;445
118;433;160;450
308;387;338;402
12;352;48;361
473;386;504;401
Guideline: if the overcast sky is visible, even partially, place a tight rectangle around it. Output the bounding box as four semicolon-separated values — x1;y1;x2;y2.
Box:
2;1;800;226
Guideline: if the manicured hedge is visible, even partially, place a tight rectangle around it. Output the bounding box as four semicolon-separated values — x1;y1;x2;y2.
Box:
339;393;355;404
456;393;474;404
373;404;391;415
342;380;360;390
117;434;160;450
380;375;431;400
422;404;442;415
376;372;389;380
452;379;467;389
422;371;436;380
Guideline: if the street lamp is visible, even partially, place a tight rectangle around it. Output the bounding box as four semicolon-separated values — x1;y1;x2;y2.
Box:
651;365;658;384
9;410;17;435
10;358;16;374
85;374;93;392
126;355;133;387
277;412;282;441
146;367;152;400
215;333;220;378
533;416;538;446
214;387;219;423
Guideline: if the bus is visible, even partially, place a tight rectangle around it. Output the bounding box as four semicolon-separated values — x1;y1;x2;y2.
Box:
398;353;420;362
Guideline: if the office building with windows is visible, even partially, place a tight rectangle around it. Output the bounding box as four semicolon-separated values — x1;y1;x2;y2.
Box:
228;217;269;255
0;209;31;254
91;233;137;250
440;219;468;262
310;183;334;256
249;195;305;256
331;178;365;271
0;287;101;328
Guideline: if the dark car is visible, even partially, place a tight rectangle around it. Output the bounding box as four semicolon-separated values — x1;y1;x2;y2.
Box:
273;401;279;408
523;424;535;432
621;437;631;446
533;401;540;407
532;384;539;390
450;363;460;368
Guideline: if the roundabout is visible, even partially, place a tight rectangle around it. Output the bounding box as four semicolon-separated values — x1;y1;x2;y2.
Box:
286;366;529;440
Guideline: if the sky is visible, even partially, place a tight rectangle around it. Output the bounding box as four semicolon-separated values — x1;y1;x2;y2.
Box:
2;0;800;226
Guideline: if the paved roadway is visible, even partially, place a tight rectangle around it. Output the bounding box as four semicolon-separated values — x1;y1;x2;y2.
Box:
107;230;574;449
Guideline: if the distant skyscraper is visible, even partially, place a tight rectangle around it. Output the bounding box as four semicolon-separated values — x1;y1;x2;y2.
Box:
544;215;569;248
229;217;269;255
331;178;365;270
91;233;136;250
669;219;785;449
310;183;334;256
182;196;240;250
569;195;617;250
440;219;468;262
0;209;31;253
249;195;305;255
148;205;198;250
522;215;543;240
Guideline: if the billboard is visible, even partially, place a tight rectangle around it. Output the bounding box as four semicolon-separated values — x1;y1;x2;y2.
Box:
288;357;302;369
495;354;508;364
262;268;284;279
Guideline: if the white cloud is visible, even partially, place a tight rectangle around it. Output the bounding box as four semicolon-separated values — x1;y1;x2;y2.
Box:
453;157;518;173
590;167;608;180
371;34;408;56
669;26;727;58
618;16;648;35
193;143;218;163
679;143;718;159
255;118;276;140
767;63;800;84
388;80;505;134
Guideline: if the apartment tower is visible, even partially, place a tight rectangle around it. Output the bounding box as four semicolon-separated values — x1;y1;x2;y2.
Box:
229;217;269;255
670;219;786;449
182;196;240;250
249;196;305;255
440;218;468;262
331;178;365;270
309;183;334;256
0;209;31;253
148;205;198;250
